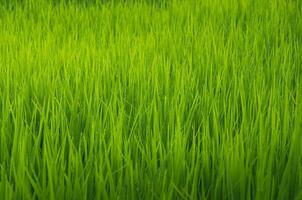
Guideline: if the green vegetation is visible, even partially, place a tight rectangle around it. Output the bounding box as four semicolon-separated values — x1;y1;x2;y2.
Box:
0;0;301;199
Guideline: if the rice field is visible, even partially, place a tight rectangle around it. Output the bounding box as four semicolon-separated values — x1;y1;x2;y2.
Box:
0;0;302;199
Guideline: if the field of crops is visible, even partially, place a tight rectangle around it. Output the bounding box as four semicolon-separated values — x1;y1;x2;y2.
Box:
0;0;301;199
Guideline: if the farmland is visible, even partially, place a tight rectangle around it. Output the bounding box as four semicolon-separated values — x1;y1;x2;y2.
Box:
0;0;302;199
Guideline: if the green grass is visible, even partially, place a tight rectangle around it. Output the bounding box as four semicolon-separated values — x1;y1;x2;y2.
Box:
0;0;301;199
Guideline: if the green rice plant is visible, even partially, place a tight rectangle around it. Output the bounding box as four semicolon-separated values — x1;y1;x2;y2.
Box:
0;0;301;199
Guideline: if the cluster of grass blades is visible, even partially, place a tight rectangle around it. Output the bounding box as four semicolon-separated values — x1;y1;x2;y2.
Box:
0;0;301;199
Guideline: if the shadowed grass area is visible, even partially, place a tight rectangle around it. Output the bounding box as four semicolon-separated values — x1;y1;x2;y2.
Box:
0;0;301;199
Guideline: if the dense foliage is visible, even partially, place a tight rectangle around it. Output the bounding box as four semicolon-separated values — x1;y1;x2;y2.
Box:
0;0;301;199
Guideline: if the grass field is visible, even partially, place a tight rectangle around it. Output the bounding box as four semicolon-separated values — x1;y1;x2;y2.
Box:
0;0;302;199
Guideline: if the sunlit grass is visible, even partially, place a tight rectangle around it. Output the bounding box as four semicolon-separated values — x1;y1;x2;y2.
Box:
0;0;301;199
